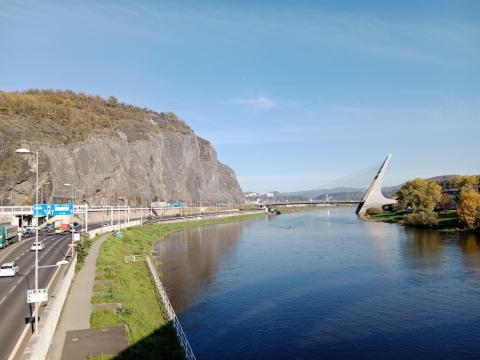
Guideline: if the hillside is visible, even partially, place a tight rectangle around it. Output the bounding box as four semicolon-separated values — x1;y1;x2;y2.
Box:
0;90;244;205
0;90;193;144
269;175;466;202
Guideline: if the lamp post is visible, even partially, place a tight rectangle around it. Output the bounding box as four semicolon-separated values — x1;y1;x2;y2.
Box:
16;147;40;335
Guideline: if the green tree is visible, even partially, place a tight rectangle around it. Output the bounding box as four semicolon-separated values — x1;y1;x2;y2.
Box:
457;189;480;230
396;178;442;212
449;176;480;190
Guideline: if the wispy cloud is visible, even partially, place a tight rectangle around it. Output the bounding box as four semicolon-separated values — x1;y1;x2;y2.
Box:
231;94;276;110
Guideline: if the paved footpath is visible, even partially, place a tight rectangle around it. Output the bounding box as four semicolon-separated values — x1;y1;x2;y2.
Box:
47;233;111;360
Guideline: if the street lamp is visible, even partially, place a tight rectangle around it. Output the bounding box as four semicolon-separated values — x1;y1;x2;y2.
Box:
16;147;40;335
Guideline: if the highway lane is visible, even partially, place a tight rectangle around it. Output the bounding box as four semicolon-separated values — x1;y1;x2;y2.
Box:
0;233;71;360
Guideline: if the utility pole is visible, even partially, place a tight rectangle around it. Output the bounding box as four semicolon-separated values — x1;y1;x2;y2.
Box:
85;205;88;233
16;148;40;335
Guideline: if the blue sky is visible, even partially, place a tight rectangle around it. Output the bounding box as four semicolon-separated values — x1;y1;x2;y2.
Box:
1;0;479;192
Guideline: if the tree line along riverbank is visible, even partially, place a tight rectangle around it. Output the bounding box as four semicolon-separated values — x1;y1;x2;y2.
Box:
89;212;266;359
363;175;480;232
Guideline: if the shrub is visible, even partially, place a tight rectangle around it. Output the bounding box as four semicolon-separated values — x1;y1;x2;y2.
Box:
404;210;438;228
457;189;480;230
76;233;93;270
366;207;383;215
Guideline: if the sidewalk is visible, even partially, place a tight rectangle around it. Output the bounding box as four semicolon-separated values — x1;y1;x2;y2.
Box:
47;232;111;360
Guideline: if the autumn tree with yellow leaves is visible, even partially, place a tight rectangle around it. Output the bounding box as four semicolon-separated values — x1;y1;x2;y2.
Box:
457;189;480;230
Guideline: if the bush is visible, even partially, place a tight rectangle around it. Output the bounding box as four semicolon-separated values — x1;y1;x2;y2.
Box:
366;207;383;215
76;234;93;270
404;210;438;228
457;189;480;230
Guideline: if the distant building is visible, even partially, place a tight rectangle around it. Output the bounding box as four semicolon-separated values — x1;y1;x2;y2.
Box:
245;192;258;198
266;192;274;198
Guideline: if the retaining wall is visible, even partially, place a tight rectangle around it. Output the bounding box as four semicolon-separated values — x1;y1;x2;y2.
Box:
21;255;77;360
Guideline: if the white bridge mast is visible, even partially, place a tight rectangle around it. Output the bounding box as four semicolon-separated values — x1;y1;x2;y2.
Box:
356;153;397;215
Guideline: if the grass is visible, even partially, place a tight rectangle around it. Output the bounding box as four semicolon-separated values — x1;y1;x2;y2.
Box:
91;212;265;358
368;209;461;230
88;354;114;360
0;89;193;145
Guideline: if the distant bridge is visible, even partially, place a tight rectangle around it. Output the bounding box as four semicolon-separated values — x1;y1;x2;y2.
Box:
263;200;359;207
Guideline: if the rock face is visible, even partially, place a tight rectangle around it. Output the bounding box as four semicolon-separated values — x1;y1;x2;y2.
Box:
0;133;244;206
0;91;244;205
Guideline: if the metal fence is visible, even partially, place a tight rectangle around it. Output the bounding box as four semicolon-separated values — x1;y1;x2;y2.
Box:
146;256;196;360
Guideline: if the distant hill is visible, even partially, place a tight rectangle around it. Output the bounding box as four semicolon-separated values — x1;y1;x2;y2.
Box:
265;175;464;202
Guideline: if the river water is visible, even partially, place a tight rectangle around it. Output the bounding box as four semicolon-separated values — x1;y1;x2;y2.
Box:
153;208;480;360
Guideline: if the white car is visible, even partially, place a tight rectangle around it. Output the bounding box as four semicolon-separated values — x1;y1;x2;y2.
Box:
30;242;44;251
0;262;19;277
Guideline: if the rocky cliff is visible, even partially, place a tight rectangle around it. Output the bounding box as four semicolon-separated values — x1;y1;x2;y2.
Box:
0;90;244;205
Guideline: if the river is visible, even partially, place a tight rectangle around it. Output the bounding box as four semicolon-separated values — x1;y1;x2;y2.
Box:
153;208;480;359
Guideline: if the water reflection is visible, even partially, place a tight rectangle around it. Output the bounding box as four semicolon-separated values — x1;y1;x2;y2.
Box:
459;233;480;273
153;222;244;312
401;228;446;272
154;209;480;360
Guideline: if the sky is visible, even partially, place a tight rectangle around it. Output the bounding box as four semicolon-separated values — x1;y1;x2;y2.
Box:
0;0;479;192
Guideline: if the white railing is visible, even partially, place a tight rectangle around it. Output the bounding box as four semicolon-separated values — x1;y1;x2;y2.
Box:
146;256;196;360
124;254;147;263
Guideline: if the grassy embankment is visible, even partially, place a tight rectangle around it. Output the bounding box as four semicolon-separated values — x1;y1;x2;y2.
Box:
367;209;460;230
90;212;265;359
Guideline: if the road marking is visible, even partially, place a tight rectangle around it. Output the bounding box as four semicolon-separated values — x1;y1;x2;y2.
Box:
1;234;69;307
6;254;64;360
0;295;6;306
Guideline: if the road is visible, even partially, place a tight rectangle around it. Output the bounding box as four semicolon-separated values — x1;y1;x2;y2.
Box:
0;232;71;360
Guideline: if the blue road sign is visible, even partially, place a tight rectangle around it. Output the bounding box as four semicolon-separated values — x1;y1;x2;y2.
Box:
32;204;49;217
167;202;186;208
50;203;74;216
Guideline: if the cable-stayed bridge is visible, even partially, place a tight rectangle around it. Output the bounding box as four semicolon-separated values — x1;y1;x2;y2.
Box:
263;154;397;213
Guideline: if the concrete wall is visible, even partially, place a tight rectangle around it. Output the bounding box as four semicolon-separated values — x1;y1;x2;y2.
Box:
21;255;77;360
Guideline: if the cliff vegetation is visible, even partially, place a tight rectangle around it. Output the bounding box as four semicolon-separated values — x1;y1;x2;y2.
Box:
0;89;192;144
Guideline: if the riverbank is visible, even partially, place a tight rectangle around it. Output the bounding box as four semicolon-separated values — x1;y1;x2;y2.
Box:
275;204;354;214
90;212;266;359
365;209;461;231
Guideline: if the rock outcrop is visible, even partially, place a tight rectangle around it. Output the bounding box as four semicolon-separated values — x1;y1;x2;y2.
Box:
0;90;243;205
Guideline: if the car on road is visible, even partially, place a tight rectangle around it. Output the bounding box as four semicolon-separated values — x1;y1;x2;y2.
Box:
23;228;35;238
0;262;19;277
30;241;44;251
43;224;56;236
69;222;81;233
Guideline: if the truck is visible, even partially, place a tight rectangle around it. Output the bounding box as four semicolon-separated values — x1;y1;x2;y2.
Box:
55;223;71;234
0;225;19;249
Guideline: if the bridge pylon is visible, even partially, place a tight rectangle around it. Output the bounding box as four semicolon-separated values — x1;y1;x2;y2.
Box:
356;153;397;215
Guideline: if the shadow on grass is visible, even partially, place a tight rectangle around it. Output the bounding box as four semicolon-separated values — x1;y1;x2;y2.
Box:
113;321;185;360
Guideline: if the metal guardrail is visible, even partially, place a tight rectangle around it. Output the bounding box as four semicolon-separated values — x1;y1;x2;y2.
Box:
146;256;196;360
